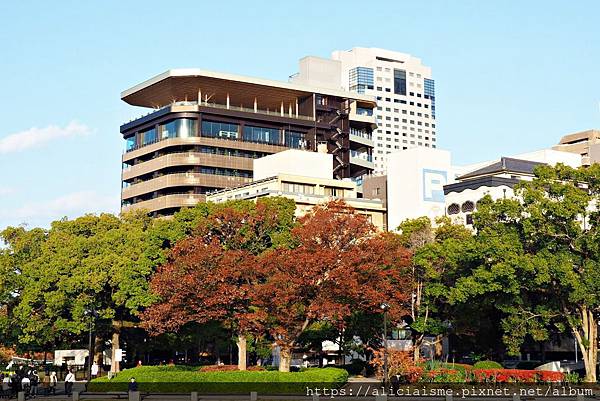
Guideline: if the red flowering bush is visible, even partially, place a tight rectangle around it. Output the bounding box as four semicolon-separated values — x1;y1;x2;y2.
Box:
370;349;423;383
470;369;563;383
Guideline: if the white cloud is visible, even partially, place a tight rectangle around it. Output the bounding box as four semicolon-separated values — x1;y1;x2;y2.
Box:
0;187;15;196
0;190;119;228
0;121;92;154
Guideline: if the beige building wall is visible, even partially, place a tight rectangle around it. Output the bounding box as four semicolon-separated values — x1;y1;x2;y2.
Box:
207;173;386;231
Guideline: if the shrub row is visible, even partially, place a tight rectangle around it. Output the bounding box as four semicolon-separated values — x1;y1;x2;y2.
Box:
88;366;348;394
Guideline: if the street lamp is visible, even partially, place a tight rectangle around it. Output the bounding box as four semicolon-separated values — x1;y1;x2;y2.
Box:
380;303;390;388
83;308;99;382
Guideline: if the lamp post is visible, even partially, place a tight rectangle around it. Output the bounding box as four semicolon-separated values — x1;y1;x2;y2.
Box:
380;303;390;388
84;308;99;382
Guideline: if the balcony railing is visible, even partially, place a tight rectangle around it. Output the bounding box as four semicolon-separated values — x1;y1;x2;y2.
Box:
349;129;372;141
350;150;373;163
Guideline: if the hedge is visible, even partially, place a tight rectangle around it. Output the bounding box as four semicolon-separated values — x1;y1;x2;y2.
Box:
88;366;348;394
473;360;503;369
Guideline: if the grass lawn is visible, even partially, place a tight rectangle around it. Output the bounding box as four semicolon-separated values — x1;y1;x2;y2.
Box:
88;366;348;394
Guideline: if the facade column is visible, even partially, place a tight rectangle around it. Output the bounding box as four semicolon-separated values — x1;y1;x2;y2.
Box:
197;89;201;105
254;97;257;113
288;103;292;117
280;101;284;116
295;98;298;117
227;93;230;109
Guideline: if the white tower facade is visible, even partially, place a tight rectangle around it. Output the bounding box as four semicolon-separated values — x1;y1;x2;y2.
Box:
332;48;437;174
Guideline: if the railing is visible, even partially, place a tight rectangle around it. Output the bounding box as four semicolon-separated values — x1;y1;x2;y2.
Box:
349;129;372;141
125;131;299;154
124;101;314;130
350;150;373;163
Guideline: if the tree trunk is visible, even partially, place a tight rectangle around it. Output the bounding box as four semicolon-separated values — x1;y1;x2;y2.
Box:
279;346;292;372
95;336;104;367
236;335;247;371
111;330;120;373
572;306;597;383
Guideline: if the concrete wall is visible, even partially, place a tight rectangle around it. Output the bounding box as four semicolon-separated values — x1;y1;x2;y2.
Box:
253;149;333;180
386;147;453;231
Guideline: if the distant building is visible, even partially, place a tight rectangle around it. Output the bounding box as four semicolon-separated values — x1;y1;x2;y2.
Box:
120;67;376;217
444;149;582;227
292;48;436;175
206;150;386;231
364;147;581;230
553;129;600;166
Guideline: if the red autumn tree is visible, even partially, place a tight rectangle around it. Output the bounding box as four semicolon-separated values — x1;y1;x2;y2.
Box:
255;200;412;371
141;198;295;370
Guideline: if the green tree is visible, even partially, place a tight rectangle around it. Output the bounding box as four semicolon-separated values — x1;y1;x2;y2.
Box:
447;164;600;382
397;216;471;361
9;211;156;371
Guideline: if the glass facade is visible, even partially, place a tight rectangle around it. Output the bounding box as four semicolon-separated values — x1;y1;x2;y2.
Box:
393;69;407;95
126;137;136;151
201;121;239;139
160;118;197;139
243;125;280;144
424;78;436;118
349;67;374;94
141;127;157;146
284;130;305;149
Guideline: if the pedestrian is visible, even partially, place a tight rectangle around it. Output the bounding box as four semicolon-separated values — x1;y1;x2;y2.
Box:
21;375;31;397
91;361;99;379
128;377;138;392
41;372;50;396
29;370;39;398
9;373;18;397
2;374;10;397
49;371;58;395
64;369;75;396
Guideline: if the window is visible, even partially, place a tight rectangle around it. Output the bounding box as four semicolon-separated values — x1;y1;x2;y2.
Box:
202;121;239;139
282;182;315;194
324;187;344;197
424;78;436;118
393;69;407;95
243;125;280;144
462;201;475;213
141;127;157;145
284;131;305;149
160;118;197;139
447;204;460;215
126;136;136;151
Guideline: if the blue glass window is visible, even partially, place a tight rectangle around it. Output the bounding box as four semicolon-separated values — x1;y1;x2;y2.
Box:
202;121;239;139
424;78;435;118
160;118;197;139
349;67;374;94
284;131;305;148
141;127;157;145
243;125;280;144
125;136;136;151
393;69;407;95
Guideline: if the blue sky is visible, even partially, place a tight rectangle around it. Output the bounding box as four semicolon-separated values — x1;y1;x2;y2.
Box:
1;0;599;228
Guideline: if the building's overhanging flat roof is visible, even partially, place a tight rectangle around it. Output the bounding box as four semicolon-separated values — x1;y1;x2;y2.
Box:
122;69;376;108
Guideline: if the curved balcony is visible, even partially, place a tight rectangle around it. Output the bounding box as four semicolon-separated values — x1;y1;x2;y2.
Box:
122;194;206;214
122;152;254;181
122;173;252;199
123;136;289;162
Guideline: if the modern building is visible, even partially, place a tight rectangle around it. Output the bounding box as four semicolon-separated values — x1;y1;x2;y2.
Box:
120;68;377;216
553;129;600;166
365;147;581;230
444;149;581;227
206;150;387;231
292;48;436;175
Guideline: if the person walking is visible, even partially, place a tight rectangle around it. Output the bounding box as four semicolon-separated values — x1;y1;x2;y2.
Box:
91;362;99;379
41;372;50;396
49;371;58;395
29;370;39;398
64;369;75;396
21;375;31;397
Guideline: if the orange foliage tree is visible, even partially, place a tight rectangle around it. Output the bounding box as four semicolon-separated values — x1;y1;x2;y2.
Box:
255;201;413;371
